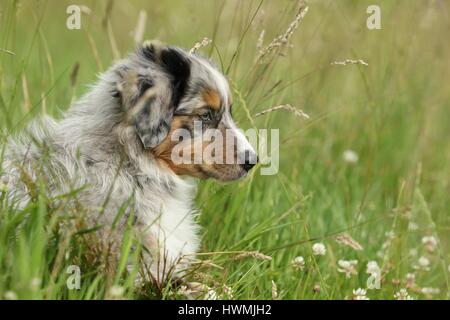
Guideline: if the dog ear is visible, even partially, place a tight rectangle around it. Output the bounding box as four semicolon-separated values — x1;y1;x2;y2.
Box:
115;41;191;149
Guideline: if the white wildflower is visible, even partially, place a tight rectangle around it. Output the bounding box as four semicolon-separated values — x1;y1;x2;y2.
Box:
292;256;305;270
406;273;416;288
109;285;125;298
421;236;438;253
414;256;431;271
182;282;216;299
222;285;234;299
409;248;418;257
337;259;358;278
204;288;218;300
352;288;369;300
394;288;413;300
366;261;380;275
385;231;395;240
312;243;326;256
4;291;18;300
366;261;381;290
408;222;419;231
177;285;193;297
31;277;42;290
343;150;359;164
421;287;440;296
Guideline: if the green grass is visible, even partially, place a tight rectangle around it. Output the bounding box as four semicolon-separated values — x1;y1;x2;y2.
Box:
0;0;449;300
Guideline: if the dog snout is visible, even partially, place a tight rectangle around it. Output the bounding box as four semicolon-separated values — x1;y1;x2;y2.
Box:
240;150;258;172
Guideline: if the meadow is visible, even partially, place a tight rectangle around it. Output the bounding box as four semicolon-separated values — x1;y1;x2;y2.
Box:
0;0;449;300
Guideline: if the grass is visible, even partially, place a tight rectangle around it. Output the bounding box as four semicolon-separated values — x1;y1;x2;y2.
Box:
0;0;449;300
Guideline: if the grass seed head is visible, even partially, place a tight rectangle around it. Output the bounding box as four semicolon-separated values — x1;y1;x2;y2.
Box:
189;37;212;54
334;233;363;251
256;5;309;63
271;280;278;299
234;251;272;261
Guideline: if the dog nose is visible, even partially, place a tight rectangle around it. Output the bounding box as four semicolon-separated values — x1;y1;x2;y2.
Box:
241;150;258;172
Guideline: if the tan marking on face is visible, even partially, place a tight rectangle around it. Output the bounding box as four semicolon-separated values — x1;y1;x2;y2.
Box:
152;116;204;178
202;88;221;111
152;116;244;181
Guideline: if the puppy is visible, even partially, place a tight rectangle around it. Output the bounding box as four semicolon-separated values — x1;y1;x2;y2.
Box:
1;41;257;284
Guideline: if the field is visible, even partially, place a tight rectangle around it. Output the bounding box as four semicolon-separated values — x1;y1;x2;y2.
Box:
0;0;449;300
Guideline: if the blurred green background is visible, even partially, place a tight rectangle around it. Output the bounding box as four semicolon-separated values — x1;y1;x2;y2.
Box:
0;0;449;299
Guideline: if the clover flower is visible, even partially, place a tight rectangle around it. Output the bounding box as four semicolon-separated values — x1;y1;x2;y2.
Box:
394;288;413;300
337;259;358;278
204;288;218;300
366;261;380;275
292;256;305;270
343;150;359;164
421;287;440;298
414;256;431;271
177;285;193;297
4;291;18;300
406;273;416;289
421;236;438;253
109;285;125;298
408;222;419;231
312;243;326;256
223;285;234;299
352;288;369;300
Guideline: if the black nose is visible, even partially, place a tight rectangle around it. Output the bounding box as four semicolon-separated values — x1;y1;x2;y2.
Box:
241;150;258;172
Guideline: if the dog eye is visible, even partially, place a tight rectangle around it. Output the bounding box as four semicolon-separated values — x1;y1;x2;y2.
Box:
199;110;213;122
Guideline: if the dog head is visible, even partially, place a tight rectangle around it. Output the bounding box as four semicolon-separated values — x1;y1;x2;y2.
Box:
113;41;257;181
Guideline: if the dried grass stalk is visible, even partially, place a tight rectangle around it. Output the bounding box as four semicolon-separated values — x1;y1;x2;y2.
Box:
189;37;212;54
233;251;272;261
21;73;31;111
133;10;147;44
334;233;363;251
330;59;369;66
256;30;265;52
253;104;310;119
256;5;309;63
271;280;278;299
